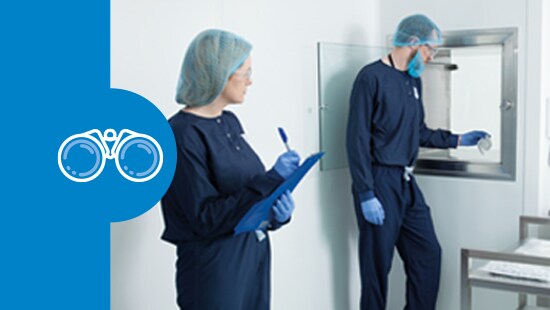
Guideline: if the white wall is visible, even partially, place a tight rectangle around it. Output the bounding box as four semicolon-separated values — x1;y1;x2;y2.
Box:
525;0;545;217
110;0;378;309
111;1;549;309
538;0;550;215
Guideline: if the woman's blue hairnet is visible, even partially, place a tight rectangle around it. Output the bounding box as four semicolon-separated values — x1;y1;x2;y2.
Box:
392;14;442;47
175;29;252;107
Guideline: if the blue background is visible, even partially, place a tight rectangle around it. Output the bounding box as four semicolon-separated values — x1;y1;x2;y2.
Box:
1;1;177;308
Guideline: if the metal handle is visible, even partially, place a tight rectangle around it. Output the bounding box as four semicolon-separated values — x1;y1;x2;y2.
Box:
500;100;513;111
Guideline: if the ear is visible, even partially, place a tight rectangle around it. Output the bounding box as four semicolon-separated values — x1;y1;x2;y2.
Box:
407;45;421;57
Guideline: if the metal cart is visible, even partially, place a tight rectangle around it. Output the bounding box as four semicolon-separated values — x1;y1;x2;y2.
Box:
461;216;550;310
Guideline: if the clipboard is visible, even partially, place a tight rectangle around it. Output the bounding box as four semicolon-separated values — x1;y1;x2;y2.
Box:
234;152;325;235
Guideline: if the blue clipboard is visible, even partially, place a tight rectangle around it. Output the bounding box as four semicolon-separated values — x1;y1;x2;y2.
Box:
234;151;325;235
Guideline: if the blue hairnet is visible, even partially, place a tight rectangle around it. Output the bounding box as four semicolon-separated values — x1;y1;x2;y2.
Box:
175;29;252;107
392;14;442;47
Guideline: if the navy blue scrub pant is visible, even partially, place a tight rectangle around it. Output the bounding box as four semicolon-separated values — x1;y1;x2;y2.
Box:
354;165;442;310
176;233;270;310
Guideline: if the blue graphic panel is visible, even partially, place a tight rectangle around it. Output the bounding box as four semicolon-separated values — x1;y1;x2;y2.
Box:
0;2;177;309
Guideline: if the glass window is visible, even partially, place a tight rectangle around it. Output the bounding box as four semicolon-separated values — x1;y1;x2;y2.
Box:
317;28;518;180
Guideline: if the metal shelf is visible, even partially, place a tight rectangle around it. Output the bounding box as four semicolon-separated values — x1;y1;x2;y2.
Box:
461;216;550;310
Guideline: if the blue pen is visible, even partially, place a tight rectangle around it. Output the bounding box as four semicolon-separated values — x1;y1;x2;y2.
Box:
277;127;291;151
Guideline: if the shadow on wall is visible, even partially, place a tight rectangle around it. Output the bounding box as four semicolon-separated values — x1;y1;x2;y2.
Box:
319;170;356;310
317;26;371;310
111;218;143;308
111;206;178;310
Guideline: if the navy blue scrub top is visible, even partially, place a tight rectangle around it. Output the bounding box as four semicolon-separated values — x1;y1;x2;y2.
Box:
161;110;284;244
346;60;459;201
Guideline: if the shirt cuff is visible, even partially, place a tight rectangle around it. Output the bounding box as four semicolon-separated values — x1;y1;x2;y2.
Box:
450;134;460;148
248;169;285;197
358;190;375;202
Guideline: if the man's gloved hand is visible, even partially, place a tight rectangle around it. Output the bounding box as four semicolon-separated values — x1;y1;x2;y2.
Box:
273;190;295;223
459;130;490;146
361;197;385;225
273;150;300;179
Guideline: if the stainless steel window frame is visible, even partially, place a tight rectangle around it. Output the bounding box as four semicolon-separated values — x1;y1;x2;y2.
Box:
414;28;518;181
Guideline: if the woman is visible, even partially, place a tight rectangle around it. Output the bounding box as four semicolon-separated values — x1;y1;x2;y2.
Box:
160;29;300;310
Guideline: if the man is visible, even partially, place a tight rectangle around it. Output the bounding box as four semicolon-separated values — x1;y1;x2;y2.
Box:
346;14;489;310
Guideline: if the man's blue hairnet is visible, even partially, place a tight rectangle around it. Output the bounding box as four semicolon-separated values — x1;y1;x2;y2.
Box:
175;29;252;107
392;14;442;47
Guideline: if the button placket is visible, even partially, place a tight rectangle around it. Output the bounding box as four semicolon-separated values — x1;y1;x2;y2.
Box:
217;116;241;151
228;132;240;151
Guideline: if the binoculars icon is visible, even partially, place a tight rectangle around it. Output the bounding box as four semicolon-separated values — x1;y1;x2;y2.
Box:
58;129;163;182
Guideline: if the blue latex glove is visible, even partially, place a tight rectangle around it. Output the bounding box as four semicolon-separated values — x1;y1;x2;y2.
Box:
273;150;300;179
273;190;295;223
361;197;385;225
460;130;490;146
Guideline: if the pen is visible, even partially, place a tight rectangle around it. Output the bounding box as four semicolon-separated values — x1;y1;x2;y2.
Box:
277;127;291;151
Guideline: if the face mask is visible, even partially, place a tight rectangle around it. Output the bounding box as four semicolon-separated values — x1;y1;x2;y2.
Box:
407;50;425;78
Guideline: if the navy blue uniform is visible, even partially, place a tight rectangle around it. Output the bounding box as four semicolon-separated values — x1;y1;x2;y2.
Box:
346;60;458;310
161;110;285;310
